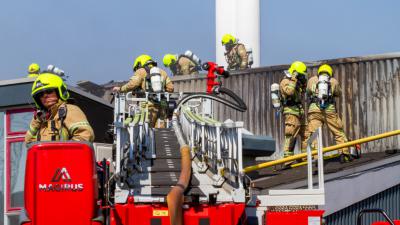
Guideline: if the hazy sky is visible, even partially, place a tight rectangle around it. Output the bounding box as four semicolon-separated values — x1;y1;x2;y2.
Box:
0;0;399;85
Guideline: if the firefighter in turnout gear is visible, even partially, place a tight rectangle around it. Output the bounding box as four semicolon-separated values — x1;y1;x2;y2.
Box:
280;61;308;157
27;63;40;78
301;64;350;155
113;55;174;128
25;73;94;144
163;50;201;76
221;34;249;71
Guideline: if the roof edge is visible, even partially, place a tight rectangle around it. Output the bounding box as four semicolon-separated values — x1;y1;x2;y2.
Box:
0;77;35;86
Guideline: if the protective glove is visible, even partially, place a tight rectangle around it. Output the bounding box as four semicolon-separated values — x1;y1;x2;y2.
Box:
28;110;45;138
296;73;307;89
34;109;47;122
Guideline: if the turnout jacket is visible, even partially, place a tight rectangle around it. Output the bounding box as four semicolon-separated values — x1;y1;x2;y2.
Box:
25;101;94;144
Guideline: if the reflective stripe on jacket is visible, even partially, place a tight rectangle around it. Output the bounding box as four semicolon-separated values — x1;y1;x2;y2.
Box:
280;77;304;116
25;101;94;144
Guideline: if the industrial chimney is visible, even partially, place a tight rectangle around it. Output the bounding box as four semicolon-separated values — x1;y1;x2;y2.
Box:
216;0;260;68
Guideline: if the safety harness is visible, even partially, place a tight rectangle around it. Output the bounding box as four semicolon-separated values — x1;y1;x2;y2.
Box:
37;104;68;141
309;77;335;108
280;77;303;108
225;44;246;70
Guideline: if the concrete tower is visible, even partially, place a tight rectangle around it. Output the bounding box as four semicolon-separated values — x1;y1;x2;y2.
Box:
216;0;260;68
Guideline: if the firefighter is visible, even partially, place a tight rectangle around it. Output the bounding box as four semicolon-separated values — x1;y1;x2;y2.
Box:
301;64;350;155
27;63;40;78
221;34;249;71
112;54;174;128
163;50;201;76
280;61;308;158
25;73;94;144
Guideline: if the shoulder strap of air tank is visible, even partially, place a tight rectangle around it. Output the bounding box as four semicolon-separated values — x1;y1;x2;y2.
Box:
57;104;68;141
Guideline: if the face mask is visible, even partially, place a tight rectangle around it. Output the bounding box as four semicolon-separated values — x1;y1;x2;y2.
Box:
225;44;233;51
170;63;178;73
297;73;307;85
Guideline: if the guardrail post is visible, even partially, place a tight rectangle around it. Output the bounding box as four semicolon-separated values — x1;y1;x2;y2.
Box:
317;127;324;190
213;124;225;187
115;93;126;178
237;126;243;188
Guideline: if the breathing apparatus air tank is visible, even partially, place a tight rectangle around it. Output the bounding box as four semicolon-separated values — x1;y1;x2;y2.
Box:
246;47;254;67
184;50;201;66
271;83;281;109
47;65;66;78
149;67;163;92
317;74;330;109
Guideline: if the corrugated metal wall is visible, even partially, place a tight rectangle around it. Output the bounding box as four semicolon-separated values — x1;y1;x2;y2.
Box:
325;183;400;225
172;53;400;158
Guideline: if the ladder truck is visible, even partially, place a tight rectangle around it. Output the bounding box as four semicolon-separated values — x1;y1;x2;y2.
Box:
20;62;399;225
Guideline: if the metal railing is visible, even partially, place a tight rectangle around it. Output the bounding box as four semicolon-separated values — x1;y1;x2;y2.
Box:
179;105;245;191
243;129;400;173
113;92;247;202
256;127;326;207
114;92;152;189
357;209;396;225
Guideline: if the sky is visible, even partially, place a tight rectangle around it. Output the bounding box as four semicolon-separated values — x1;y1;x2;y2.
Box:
0;0;399;85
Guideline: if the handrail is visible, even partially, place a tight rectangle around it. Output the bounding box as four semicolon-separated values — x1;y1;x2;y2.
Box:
357;209;395;225
183;108;220;126
242;129;400;173
180;106;245;193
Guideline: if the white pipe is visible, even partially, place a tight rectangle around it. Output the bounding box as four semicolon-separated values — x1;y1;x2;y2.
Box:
236;0;260;67
216;0;260;67
216;0;237;67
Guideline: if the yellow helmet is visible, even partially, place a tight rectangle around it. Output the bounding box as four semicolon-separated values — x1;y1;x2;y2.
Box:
163;54;177;67
31;73;69;108
221;34;236;46
133;54;157;71
28;63;40;74
288;61;308;77
318;64;333;76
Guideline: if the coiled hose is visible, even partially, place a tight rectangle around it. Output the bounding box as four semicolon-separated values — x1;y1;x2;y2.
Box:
176;86;247;113
168;87;246;225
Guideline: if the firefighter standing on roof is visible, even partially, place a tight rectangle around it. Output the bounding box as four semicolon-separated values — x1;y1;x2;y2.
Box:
221;34;250;71
301;64;350;155
280;61;308;158
27;63;40;78
163;50;201;76
113;55;174;128
25;73;94;144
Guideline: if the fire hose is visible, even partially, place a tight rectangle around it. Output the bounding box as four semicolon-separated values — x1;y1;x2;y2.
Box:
167;112;191;225
167;62;247;225
175;87;247;113
176;61;247;112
